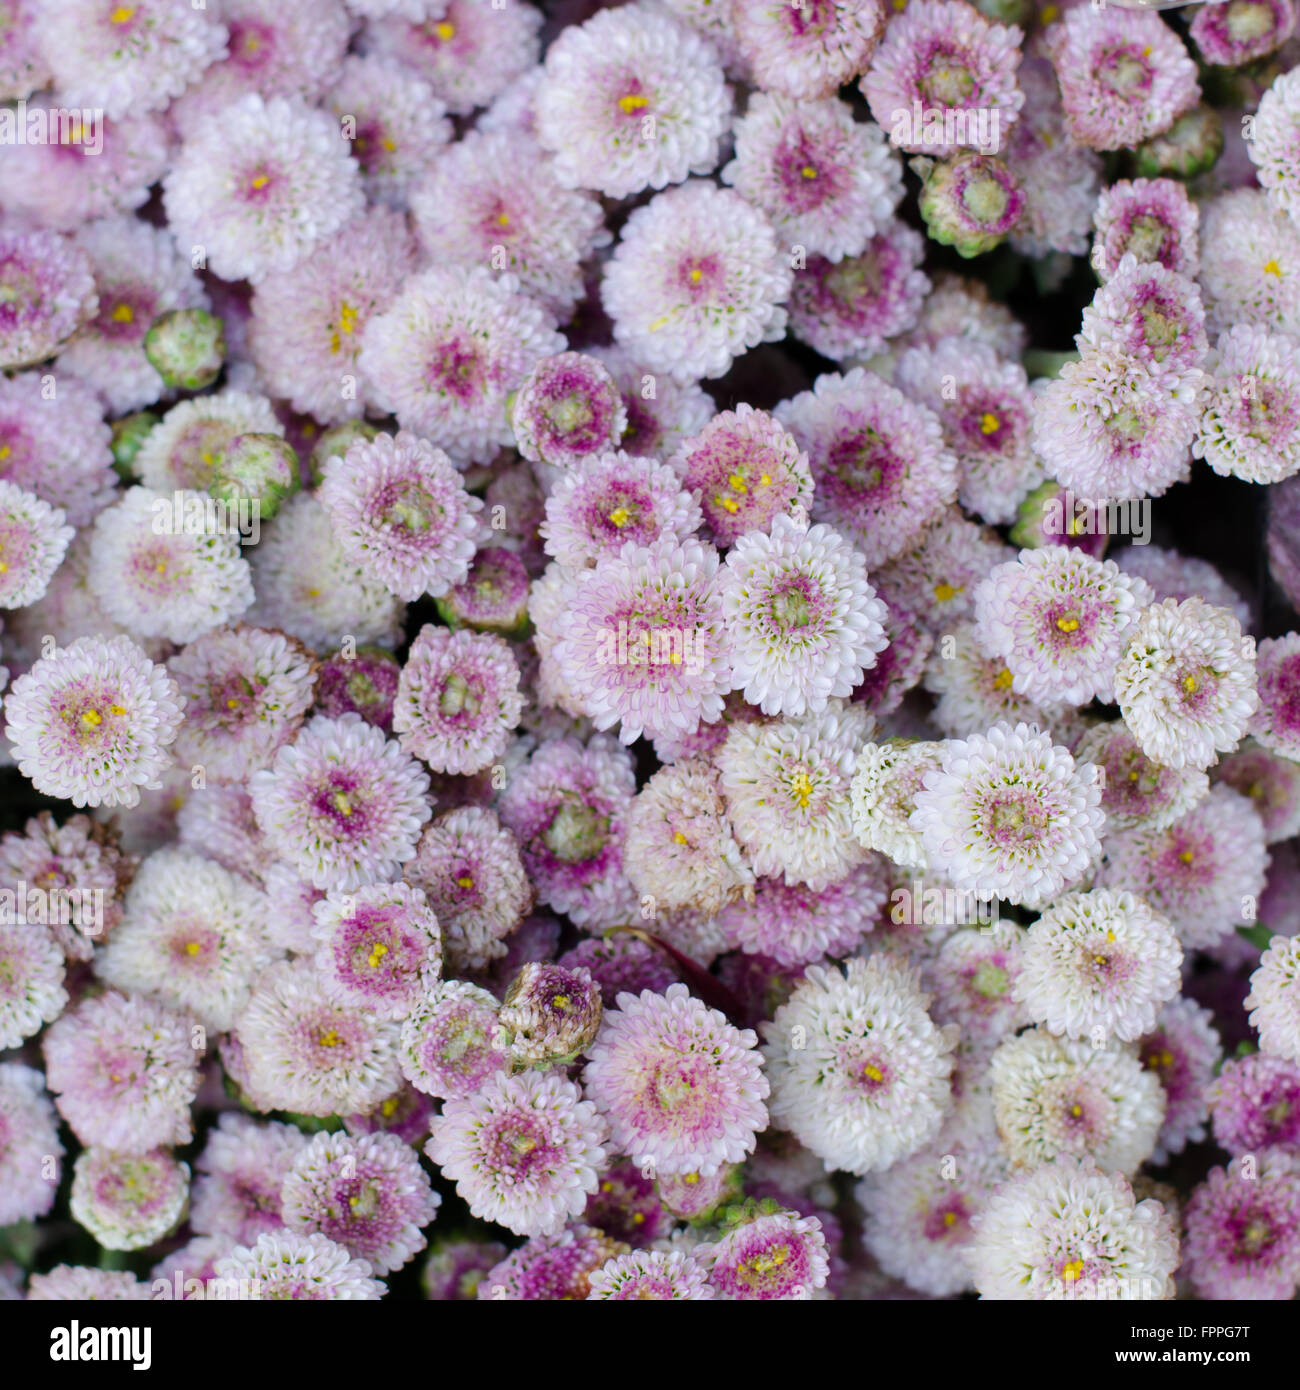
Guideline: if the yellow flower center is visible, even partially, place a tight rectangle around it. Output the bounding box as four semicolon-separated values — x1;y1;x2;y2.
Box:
1061;1259;1084;1282
456;875;474;889
1056;615;1080;633
434;21;455;40
800;165;818;179
367;941;389;969
934;582;962;602
979;411;1000;434
618;93;649;114
608;506;631;527
111;303;134;324
789;770;814;809
993;667;1014;690
319;1029;341;1048
184;941;201;956
1265;259;1283;277
672;831;688;845
110;5;134;22
863;1061;884;1083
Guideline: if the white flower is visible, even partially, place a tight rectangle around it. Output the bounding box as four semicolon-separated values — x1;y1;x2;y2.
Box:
1246;935;1300;1065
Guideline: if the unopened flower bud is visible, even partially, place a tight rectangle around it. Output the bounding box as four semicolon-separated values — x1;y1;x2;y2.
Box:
143;307;225;390
497;962;603;1068
210;432;299;520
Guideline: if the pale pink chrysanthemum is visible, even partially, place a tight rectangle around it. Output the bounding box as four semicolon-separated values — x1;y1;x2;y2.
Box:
585;984;768;1178
1099;784;1269;952
1078;255;1208;390
1138;995;1221;1164
874;510;1013;635
0;227;97;370
927;919;1030;1049
215;1230;386;1300
1251;67;1300;229
310;881;441;1022
282;1129;440;1275
399;978;507;1101
234;958;402;1117
249;713;431;892
4;634;184;809
1043;7;1200;152
862;0;1024;157
722;92;902;262
133;389;283;493
1113;596;1259;771
427;1069;606;1237
1191;0;1294;66
904;269;1026;358
1092;177;1199;281
972;547;1153;706
700;1211;829;1300
362;0;541;117
247;208;419;426
359;266;564;467
922;621;1065;741
35;0;227;119
588;1249;714;1300
496;735;639;931
27;1267;150;1301
1217;739;1300;844
1195;324;1300;485
59;217;206;416
719;513;888;717
1182;1151;1300;1300
1113;545;1251;631
318;431;481;603
1072;720;1209;835
787;222;931;362
0;480;73;610
1252;633;1300;761
42;990;198;1153
603;182;791;383
0;371;114;528
717;703;872;890
0;0;48;99
0;923;65;1049
732;0;885;100
776;368;958;571
511;353;626;470
409;130;607;323
1199;189;1300;338
588;344;715;463
551;536;730;745
894;341;1038;525
190;1113;309;1243
392;625;522;776
327;53;452;209
0;1063;62;1225
163;94;363;285
911;721;1105;910
1246;935;1300;1064
533;3;730;200
69;1146;189;1251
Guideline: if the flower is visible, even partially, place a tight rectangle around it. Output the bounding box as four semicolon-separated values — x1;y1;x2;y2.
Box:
234;958;402;1117
282;1130;440;1275
423;1238;509;1301
923;622;1064;740
392;625;522;776
98;847;275;1033
928;919;1030;1048
915;150;1025;259
1099;785;1269;952
989;1027;1165;1174
585;984;768;1178
4;635;184;809
426;1069;606;1237
498;961;603;1069
310;881;441;1022
1138;996;1221;1164
497;735;638;930
42;991;198;1152
720;514;888;718
36;0;226;119
248;495;404;652
787;224;930;361
1115;545;1251;630
1199;190;1300;337
163;94;363;284
314;646;401;733
404;807;532;973
409;129;607;322
552;536;730;745
362;0;541;118
861;0;1024;157
1252;633;1300;760
1196;325;1300;485
1211;1052;1300;1155
60;217;208;415
912;722;1105;909
718;704;871;890
214;1230;386;1300
775;369;958;571
134;390;283;493
1113;597;1259;771
1251;68;1300;228
1072;720;1209;834
700;1212;829;1300
0;228;97;369
247;208;419;426
70;1147;188;1252
541;451;702;572
0;1063;62;1224
557;935;679;1009
1247;935;1300;1064
398;978;507;1100
359;266;564;467
0;912;65;1049
535;3;729;200
875;511;1012;633
1217;740;1300;844
88;487;253;645
722;92;902;261
849;739;944;870
968;1155;1179;1300
1015;889;1182;1044
0;371;114;527
477;1227;626;1301
588;1249;714;1300
190;1113;308;1243
718;861;887;967
972;547;1151;706
0;481;73;609
1043;8;1200;152
763;954;957;1175
27;1268;149;1301
250;713;430;892
1078;255;1208;389
1092;177;1199;281
1182;1152;1300;1300
1191;0;1294;66
731;0;885;100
